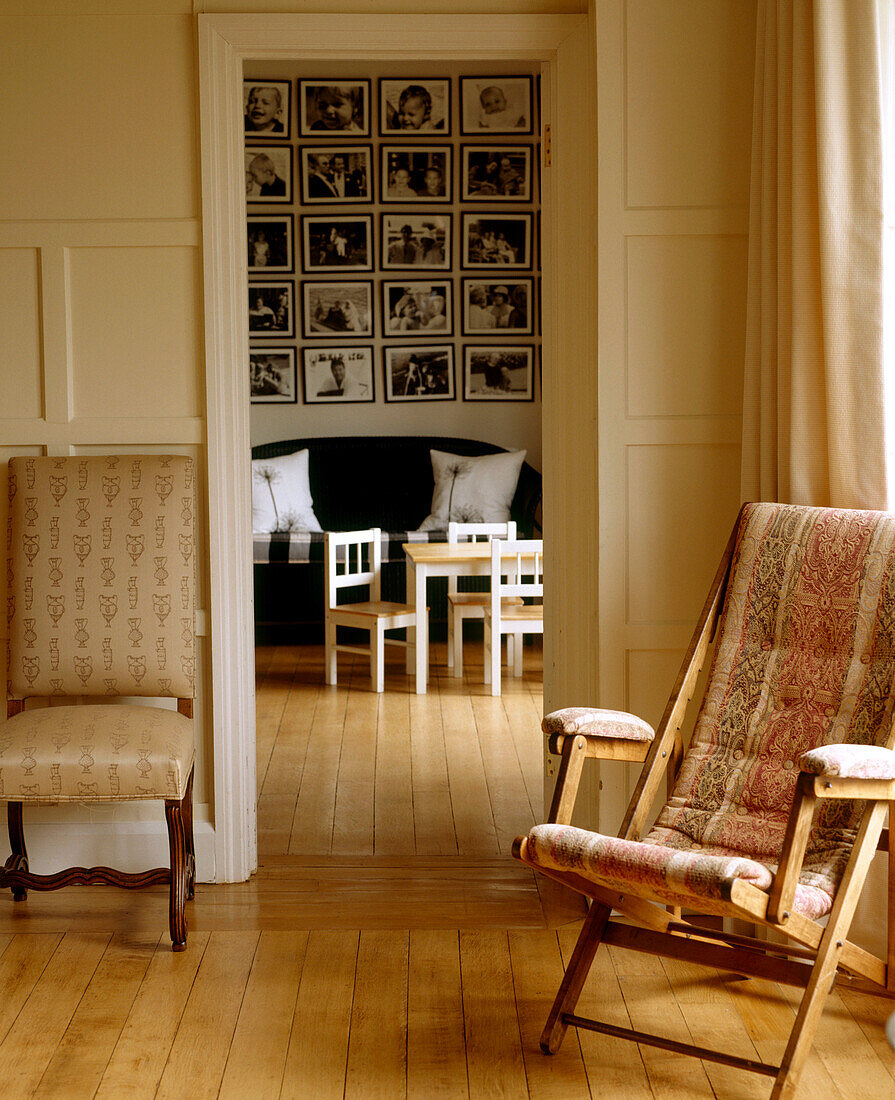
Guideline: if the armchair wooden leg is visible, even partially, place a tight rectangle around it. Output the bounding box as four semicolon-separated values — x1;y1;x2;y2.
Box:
6;802;28;901
183;770;196;901
541;898;613;1053
165;794;189;952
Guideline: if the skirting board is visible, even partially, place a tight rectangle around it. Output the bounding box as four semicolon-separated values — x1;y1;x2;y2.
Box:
3;813;216;883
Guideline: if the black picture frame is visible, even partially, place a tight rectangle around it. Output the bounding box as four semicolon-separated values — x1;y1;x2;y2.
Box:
383;345;455;402
461;278;533;335
248;280;294;338
244;146;293;204
302;345;376;404
461;213;531;270
380;213;452;271
298;145;374;205
460;76;534;135
382;279;453;337
462;345;535;401
301;280;375;339
460;144;532;202
301;215;373;273
379;77;451;136
380;145;452;204
244;79;291;140
299;79;371;137
247;214;294;274
250;347;297;404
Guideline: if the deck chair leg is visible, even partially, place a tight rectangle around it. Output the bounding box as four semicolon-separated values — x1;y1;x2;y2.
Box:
371;625;384;693
325;621;337;685
541;899;613;1053
6;802;28;901
165;796;189;952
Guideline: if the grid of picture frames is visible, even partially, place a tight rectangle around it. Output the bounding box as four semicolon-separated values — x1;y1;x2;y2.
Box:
246;74;540;405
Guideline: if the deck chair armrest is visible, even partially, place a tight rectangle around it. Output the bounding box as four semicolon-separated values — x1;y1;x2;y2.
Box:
799;744;895;783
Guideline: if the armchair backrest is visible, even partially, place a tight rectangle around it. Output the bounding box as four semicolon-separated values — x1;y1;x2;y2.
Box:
7;455;196;699
325;528;382;606
652;502;895;908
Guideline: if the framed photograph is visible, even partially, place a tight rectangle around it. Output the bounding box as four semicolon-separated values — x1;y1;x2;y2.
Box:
381;146;451;203
244;146;292;203
381;214;451;270
299;146;373;204
379;78;451;135
461;213;531;269
462;279;533;335
301;281;374;339
382;280;453;337
301;215;373;273
383;345;455;402
302;346;375;403
299;80;370;136
244;79;291;139
460;76;533;135
250;348;297;404
247;215;293;273
248;281;294;337
463;346;535;401
461;145;532;201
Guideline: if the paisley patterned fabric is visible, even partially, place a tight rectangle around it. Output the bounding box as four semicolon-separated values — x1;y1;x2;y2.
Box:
542;707;655;742
0;704;194;802
799;744;895;780
7;456;195;699
528;503;895;920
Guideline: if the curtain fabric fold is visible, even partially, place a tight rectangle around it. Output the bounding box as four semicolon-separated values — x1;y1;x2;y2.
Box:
742;0;887;509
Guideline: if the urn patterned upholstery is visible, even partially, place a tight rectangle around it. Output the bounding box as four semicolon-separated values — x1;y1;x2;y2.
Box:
3;454;196;950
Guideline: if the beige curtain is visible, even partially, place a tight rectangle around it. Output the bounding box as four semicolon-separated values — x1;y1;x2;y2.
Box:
742;0;887;509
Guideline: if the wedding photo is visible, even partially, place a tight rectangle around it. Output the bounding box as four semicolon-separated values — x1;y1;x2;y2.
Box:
299;147;373;204
300;80;370;135
461;146;531;201
247;215;293;273
460;76;533;134
463;346;534;401
302;281;374;338
248;282;294;337
462;278;532;334
381;146;451;203
380;78;450;134
461;213;531;269
381;214;451;270
244;80;291;138
302;346;375;404
249;348;296;404
383;345;455;401
382;280;452;336
301;216;373;272
244;147;292;203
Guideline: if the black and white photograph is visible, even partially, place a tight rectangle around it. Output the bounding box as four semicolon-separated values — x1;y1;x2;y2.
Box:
462;279;532;334
461;145;532;201
248;282;294;337
250;348;297;404
381;146;451;203
383;346;455;402
463;346;534;401
302;281;374;338
244;147;292;203
299;146;373;204
461;213;531;269
381;214;451;270
247;215;293;273
382;280;453;336
301;215;373;272
460;76;533;134
379;78;450;135
299;80;370;136
244;80;291;139
302;346;375;403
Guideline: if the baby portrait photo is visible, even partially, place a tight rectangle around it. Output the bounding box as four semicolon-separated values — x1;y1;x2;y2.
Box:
300;80;370;136
381;215;451;270
244;147;292;203
247;215;293;273
379;79;450;134
250;349;296;404
384;346;455;402
302;347;375;404
381;147;451;203
244;80;291;138
463;346;534;401
382;280;453;336
460;76;533;134
462;279;532;334
302;281;374;338
299;147;372;204
301;216;373;272
248;282;294;337
462;214;531;269
461;146;532;201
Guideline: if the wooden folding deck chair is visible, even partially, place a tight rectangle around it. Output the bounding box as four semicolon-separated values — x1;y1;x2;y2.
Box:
514;502;895;1098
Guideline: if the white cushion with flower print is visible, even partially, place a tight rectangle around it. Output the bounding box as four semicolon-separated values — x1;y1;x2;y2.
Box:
251;449;322;533
417;448;527;531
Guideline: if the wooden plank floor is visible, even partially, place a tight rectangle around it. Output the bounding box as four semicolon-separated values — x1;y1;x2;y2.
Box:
0;643;893;1096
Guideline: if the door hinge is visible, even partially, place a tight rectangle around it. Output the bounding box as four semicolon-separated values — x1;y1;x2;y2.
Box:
544;124;552;167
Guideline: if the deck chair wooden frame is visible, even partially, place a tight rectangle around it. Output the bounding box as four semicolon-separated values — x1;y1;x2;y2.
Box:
324;528;417;693
514;504;895;1099
446;520;518;678
483;538;543;696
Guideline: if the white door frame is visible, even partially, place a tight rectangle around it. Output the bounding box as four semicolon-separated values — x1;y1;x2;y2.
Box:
198;12;598;880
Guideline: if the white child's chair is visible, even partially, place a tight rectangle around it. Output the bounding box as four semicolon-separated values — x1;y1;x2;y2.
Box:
446;520;519;677
324;528;417;693
483;538;544;696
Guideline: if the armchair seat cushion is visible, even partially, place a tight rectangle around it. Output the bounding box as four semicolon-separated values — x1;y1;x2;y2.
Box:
526;823;832;920
542;707;656;742
0;705;194;802
799;744;895;780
